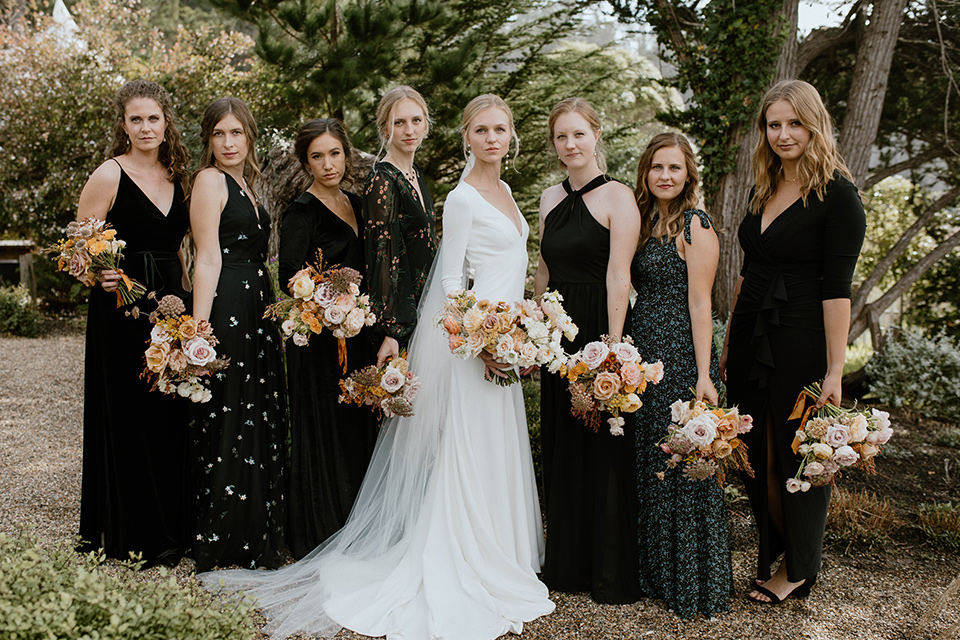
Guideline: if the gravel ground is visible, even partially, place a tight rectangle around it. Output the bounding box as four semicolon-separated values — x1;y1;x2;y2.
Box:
1;333;958;640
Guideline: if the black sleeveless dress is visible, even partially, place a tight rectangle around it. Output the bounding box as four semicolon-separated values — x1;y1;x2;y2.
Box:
190;172;287;572
631;210;732;618
538;174;639;604
278;190;378;559
79;160;191;566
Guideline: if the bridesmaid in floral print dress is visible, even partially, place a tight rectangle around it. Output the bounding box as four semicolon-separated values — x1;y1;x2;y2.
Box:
189;97;287;572
363;86;438;366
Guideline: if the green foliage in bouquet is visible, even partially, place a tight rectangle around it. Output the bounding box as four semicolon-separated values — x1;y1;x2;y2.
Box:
0;284;43;338
866;330;960;422
0;529;256;640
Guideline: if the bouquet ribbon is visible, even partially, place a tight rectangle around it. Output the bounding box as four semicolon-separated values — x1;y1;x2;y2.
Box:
338;337;347;374
116;273;136;308
788;386;820;454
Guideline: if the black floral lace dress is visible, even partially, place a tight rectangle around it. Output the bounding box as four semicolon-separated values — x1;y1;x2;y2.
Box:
190;173;287;572
363;162;437;346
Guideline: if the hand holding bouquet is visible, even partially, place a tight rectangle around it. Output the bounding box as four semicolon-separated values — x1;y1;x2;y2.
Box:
141;294;230;403
339;353;420;418
47;217;146;307
439;289;577;386
561;336;663;435
264;250;376;370
787;382;894;493
659;396;754;485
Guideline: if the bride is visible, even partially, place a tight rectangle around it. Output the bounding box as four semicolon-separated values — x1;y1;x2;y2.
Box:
199;94;555;640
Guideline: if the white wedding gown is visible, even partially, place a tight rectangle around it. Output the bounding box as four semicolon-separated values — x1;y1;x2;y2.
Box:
199;180;554;640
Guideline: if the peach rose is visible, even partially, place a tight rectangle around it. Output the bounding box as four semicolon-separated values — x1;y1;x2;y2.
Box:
643;360;665;383
712;439;733;458
145;341;171;373
619;361;643;388
443;314;461;335
859;443;880;461
449;334;465;351
179;317;198;340
592;371;621;402
167;349;188;373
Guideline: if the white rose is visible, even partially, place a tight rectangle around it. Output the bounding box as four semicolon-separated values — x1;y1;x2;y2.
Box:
611;341;639;364
580;341;610;370
345;308;365;335
150;325;173;343
324;305;346;325
292;332;309;347
380;367;405;394
679;413;718;449
291;274;316;300
871;408;891;430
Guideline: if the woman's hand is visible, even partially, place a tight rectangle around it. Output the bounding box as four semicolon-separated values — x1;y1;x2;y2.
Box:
817;370;843;408
377;336;400;367
479;350;512;381
696;374;719;405
519;364;539;377
99;269;122;293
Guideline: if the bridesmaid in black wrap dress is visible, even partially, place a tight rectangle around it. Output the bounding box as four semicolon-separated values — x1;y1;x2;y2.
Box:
535;97;640;604
279;119;378;559
77;80;192;567
720;80;866;604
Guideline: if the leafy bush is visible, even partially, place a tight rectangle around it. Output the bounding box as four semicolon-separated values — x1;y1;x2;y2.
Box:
0;529;256;639
825;487;900;549
866;330;960;421
0;284;43;337
936;427;960;449
917;502;960;552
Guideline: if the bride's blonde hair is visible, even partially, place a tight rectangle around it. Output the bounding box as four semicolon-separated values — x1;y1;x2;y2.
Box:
749;80;853;214
461;94;519;160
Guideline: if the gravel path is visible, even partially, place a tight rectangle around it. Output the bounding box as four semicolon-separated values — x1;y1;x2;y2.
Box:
1;333;957;639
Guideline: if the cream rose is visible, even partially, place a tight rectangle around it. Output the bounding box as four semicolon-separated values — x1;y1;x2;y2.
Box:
167;349;188;373
345;308;365;335
291;274;316;300
620;393;642;413
592;371;622;402
643;360;665;383
612;341;639;364
859;443;880;461
463;308;484;334
324;305;346;325
581;341;610;370
811;442;834;459
711;439;733;458
335;294;356;313
145;342;171;373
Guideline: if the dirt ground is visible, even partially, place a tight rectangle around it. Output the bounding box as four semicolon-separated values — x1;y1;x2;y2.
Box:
0;331;958;640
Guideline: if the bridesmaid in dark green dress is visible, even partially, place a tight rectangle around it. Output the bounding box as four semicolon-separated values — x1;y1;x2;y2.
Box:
535;97;641;604
720;80;866;604
363;86;438;366
279;119;378;559
631;132;731;618
190;98;287;572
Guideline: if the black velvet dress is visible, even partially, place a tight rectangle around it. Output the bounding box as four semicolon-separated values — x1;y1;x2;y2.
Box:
363;162;437;348
631;210;731;618
726;173;865;583
79;160;191;565
278;190;379;559
538;174;639;604
190;172;287;572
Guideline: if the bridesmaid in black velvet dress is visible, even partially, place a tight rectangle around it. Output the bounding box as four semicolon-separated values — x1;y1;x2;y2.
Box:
535;97;641;604
190;98;287;572
720;80;866;604
279;119;378;559
363;86;438;367
77;79;192;568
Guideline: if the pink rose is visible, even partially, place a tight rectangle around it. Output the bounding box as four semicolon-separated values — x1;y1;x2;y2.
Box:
611;341;639;364
802;461;825;477
380;367;405;394
68;252;91;278
292;332;309;347
679;413;718;448
336;294;357;313
786;478;802;493
643;360;665;384
592;371;622;401
403;374;420;402
167;349;188;373
324;305;346;325
183;337;217;366
739;414;754;434
825;424;851;448
581;341;610;370
481;313;500;333
832;444;858;467
619;362;643;388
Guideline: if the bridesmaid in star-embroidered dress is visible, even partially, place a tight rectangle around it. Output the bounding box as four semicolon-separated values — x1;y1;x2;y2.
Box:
189;97;287;572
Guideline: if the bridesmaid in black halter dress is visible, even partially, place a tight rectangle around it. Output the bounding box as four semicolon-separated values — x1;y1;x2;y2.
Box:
190;98;287;572
76;80;193;567
535;98;641;604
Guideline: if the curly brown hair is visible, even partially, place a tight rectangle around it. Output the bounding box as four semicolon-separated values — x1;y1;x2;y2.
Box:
634;132;702;247
107;79;190;185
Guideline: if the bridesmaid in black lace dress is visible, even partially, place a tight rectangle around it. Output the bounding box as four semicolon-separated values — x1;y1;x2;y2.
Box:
77;80;192;568
720;80;866;604
535;97;641;604
280;119;378;559
631;133;731;618
190;98;286;572
363;86;438;366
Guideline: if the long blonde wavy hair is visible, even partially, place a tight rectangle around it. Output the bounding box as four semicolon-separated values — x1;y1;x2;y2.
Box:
749;79;853;214
547;97;607;173
634;132;702;246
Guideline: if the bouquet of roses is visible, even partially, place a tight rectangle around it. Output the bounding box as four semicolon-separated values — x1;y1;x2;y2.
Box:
786;382;894;493
560;336;663;435
339;353;420;418
439;289;577;386
658;396;754;484
47;216;146;307
141;294;229;403
264;251;376;369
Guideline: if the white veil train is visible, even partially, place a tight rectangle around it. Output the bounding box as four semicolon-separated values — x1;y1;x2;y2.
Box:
199;242;464;638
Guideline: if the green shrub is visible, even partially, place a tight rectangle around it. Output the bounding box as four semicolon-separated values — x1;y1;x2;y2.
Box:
917;502;960;552
0;529;256;639
866;329;960;421
825;487;900;549
0;283;43;337
936;428;960;449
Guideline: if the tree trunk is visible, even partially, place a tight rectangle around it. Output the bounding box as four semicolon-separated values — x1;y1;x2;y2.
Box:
839;0;909;186
774;0;799;79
